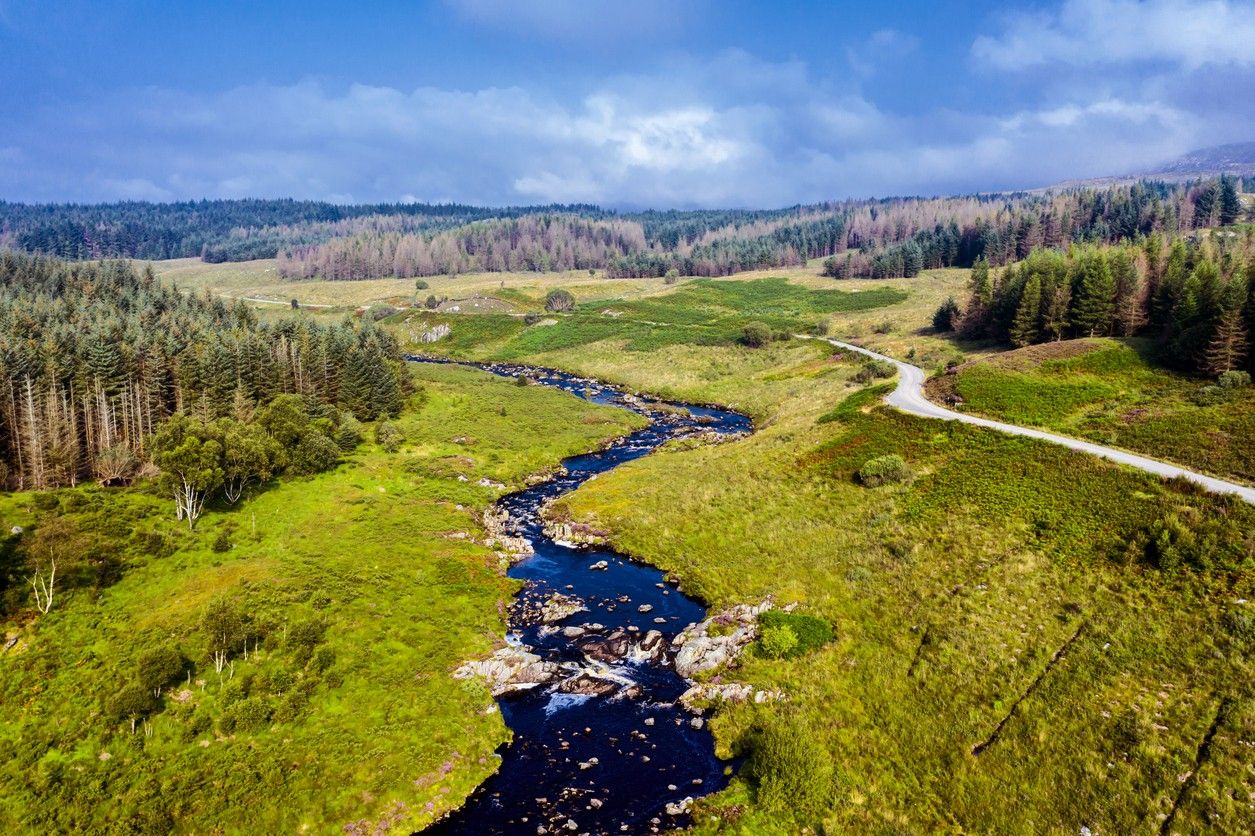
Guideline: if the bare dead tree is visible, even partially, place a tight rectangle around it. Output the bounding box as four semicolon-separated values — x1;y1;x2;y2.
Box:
29;559;56;615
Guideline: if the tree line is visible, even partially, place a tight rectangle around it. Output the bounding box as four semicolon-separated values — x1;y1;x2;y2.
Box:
2;178;1250;281
939;230;1255;377
0;252;409;492
276;215;646;279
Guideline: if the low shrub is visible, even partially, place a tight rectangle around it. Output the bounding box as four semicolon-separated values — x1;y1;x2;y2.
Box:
857;453;913;487
334;417;364;452
106;684;159;724
742;322;772;348
135;645;186;693
375;422;404;453
747;712;836;817
1217;369;1251;389
523;312;541;325
221;696;272;734
758;611;835;657
544;289;575;313
758;625;799;659
853;360;897;383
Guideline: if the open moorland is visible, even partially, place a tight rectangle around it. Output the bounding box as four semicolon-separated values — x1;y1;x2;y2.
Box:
0;363;643;832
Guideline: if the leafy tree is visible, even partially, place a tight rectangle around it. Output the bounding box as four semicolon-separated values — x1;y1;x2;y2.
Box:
151;415;224;528
219;420;280;503
288;433;341;476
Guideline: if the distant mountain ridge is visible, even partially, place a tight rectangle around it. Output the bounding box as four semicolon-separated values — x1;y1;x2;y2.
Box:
1146;142;1255;177
1049;142;1255;190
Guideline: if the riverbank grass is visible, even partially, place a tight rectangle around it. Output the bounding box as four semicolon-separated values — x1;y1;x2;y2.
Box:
0;363;643;833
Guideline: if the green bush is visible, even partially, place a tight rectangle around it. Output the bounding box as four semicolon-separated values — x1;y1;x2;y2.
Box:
1217;369;1251;389
758;611;835;657
375;422;404;453
759;625;799;659
932;296;961;331
212;529;231;553
414;279;429;290
106;684;159;723
286;619;327;665
742;322;772;348
523;312;541;325
748;713;835;817
334;417;364;452
857;453;913;487
135;645;186;692
853;359;897;383
221;697;272;734
288;432;341;475
544;289;575;313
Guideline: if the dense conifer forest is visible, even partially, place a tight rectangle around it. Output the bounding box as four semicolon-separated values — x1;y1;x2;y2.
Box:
942;232;1255;376
0;253;408;493
3;177;1250;280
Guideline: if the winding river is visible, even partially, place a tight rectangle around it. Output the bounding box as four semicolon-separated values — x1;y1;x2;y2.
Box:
417;360;752;835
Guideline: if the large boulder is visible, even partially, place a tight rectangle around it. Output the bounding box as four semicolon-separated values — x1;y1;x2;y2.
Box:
454;645;561;697
671;600;772;678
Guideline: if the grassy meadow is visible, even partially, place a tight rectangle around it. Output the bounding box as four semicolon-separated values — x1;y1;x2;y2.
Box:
121;257;1255;832
928;338;1255;485
372;268;1255;833
0;363;644;833
537;338;1255;834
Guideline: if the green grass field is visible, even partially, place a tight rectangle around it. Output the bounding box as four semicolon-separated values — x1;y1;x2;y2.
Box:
0;364;644;833
927;338;1255;485
540;338;1255;834
378;272;1255;834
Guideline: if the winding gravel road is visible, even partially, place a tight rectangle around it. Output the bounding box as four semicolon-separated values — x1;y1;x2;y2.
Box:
816;337;1255;505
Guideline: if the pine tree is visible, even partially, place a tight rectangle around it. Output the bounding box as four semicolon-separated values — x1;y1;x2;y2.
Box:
1193;182;1218;228
1205;306;1249;375
960;258;993;337
1110;249;1147;336
1009;274;1043;347
1070;251;1115;337
1219;176;1241;226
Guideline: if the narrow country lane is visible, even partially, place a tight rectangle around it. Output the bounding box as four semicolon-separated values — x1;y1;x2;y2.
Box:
813;337;1255;505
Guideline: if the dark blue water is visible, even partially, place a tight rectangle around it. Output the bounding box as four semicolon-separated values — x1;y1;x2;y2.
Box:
413;359;751;835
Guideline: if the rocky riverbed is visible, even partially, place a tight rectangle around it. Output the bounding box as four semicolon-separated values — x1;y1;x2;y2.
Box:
415;359;758;835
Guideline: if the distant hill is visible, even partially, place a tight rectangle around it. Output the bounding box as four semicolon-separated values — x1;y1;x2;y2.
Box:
1147;142;1255;177
1050;142;1255;190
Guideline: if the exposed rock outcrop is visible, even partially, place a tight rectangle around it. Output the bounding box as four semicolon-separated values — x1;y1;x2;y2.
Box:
454;645;561;697
540;593;589;624
670;600;772;678
481;507;532;561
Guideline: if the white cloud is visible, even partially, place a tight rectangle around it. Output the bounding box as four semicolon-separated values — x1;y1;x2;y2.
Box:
973;0;1255;71
0;44;1243;207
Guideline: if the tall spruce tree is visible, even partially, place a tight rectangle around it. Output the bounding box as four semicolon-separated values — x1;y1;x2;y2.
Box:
1009;274;1043;347
1070;251;1116;337
1219;176;1242;227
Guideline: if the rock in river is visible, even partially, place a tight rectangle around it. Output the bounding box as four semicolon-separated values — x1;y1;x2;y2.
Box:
670;600;772;678
454;645;561;697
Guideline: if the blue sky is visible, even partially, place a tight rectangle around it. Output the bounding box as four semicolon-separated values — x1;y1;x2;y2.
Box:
1;0;1253;207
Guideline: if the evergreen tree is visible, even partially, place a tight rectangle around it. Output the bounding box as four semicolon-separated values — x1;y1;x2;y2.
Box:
1219;176;1242;226
1205;305;1249;376
1009;274;1043;347
1069;251;1116;337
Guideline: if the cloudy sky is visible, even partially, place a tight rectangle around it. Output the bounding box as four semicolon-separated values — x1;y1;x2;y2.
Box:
1;0;1252;207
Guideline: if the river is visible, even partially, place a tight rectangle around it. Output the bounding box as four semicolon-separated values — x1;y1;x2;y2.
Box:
416;360;752;835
